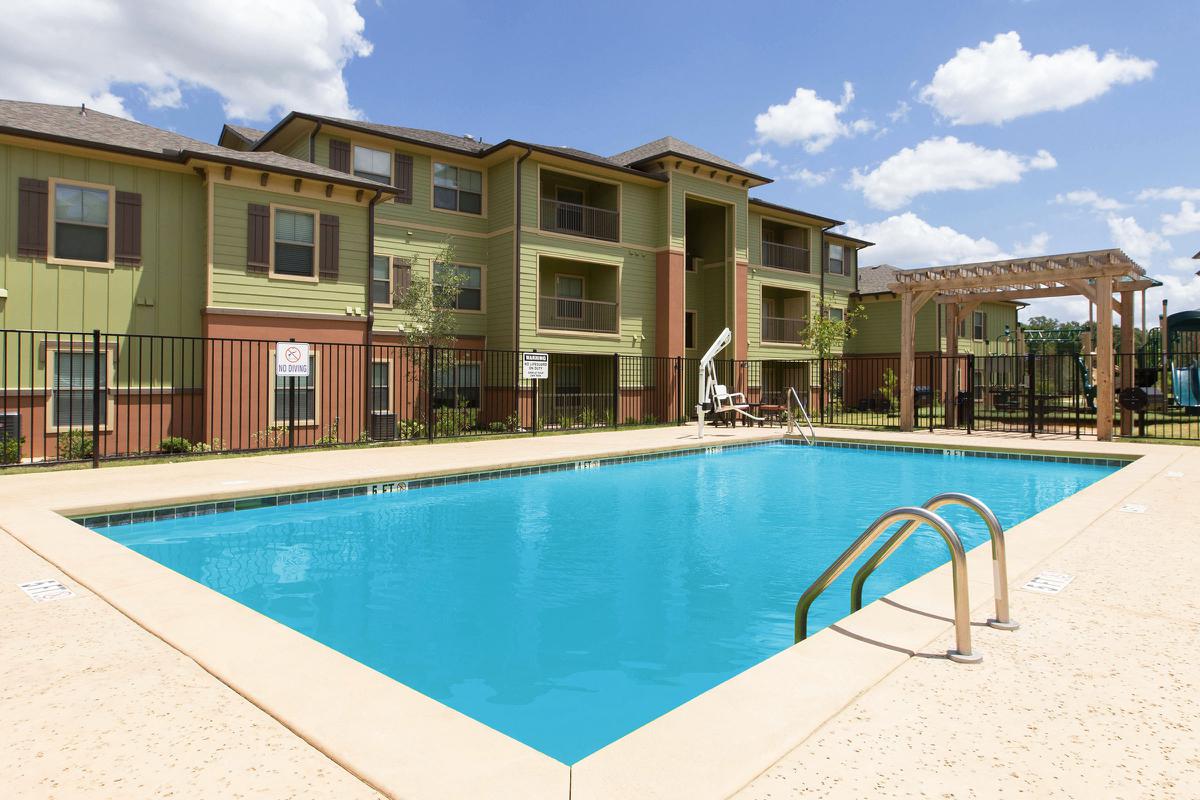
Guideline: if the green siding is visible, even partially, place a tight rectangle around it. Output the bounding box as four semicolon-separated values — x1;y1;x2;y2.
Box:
372;227;490;339
669;172;748;263
846;297;1020;356
0;142;204;336
210;183;370;316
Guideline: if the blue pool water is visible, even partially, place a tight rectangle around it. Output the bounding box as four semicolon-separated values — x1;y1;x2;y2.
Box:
97;444;1115;763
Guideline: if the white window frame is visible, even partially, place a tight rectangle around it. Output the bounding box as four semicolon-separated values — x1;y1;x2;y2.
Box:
432;262;485;313
828;307;845;322
973;310;987;341
45;344;116;433
269;203;320;283
47;177;116;269
352;144;392;185
370;359;392;414
827;243;846;275
431;161;485;216
371;254;393;308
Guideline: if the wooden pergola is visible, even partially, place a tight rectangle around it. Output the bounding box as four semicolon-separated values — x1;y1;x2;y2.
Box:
887;249;1154;441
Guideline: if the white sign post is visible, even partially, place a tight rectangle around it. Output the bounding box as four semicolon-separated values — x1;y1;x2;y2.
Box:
522;351;549;380
275;342;311;377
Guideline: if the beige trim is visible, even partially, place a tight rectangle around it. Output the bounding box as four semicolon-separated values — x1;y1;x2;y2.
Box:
521;226;654;252
46;177;117;269
44;343;116;434
212;166;372;206
430;157;487;219
266;347;321;428
750;262;820;280
374;218;509;240
372;254;393;310
203;306;365;323
431;260;487;315
268;202;320;283
0;133;192;173
204;177;215;307
369;358;393;414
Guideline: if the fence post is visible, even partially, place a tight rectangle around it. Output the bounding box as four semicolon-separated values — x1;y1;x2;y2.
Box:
531;349;539;436
611;353;619;428
928;353;935;432
287;337;297;450
675;356;683;425
425;345;435;441
966;354;975;434
91;329;101;468
1073;353;1081;440
818;356;826;425
1027;351;1036;438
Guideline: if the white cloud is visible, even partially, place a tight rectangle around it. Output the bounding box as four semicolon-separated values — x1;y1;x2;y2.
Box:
843;212;1007;267
920;32;1156;125
888;101;911;123
1139;186;1200;202
1106;214;1170;266
0;0;372;121
1053;189;1125;212
753;82;872;153
741;150;778;169
1014;231;1051;254
849;136;1056;210
1161;201;1200;236
782;167;834;187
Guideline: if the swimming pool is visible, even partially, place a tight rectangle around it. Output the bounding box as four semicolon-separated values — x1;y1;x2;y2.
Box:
95;442;1117;763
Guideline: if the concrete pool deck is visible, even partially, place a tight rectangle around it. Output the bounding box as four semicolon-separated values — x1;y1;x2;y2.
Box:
1;426;1196;798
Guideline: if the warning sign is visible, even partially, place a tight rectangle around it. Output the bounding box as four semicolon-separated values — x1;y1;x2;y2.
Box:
276;342;311;377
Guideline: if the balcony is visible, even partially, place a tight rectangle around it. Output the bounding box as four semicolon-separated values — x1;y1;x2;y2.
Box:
762;315;808;344
539;295;619;334
761;241;810;272
540;198;619;242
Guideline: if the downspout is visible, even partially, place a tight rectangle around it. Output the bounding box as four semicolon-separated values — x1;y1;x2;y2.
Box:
364;189;384;437
513;147;533;351
309;121;322;163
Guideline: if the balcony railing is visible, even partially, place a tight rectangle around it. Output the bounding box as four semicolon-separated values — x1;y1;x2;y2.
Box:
762;241;810;272
539;295;619;334
762;316;808;344
540;198;619;242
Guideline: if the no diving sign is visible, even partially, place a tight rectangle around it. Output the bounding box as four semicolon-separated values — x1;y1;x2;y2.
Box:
276;342;311;377
522;351;549;380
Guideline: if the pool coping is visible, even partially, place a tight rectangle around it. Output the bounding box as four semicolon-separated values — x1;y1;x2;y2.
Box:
0;426;1176;799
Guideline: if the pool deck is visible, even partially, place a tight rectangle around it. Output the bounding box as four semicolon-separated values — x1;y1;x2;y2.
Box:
1;426;1197;798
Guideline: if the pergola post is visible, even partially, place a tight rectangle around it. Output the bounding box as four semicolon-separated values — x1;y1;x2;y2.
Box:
1096;276;1114;441
944;303;959;427
1119;291;1135;436
900;291;915;431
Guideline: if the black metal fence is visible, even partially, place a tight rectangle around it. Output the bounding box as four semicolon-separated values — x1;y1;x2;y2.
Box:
2;329;1196;468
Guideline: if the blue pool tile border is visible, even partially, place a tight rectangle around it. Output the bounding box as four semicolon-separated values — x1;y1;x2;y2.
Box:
74;437;1131;530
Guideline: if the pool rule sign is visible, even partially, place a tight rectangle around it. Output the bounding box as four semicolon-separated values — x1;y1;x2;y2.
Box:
276;342;310;449
522;351;549;379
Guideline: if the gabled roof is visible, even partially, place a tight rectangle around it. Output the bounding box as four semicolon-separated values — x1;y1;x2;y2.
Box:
855;265;901;295
748;197;843;227
609;135;769;182
255;111;490;155
0;100;398;193
218;124;266;149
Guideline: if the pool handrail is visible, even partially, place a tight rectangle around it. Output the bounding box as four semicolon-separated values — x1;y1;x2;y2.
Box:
785;386;815;443
850;492;1019;631
793;506;981;664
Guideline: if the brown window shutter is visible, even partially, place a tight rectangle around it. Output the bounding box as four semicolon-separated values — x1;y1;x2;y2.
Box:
246;203;270;273
393;153;413;203
329;139;351;173
392;257;411;297
319;214;340;280
114;191;142;266
17;177;48;258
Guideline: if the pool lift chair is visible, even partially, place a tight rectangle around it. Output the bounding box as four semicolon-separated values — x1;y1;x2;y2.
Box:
696;327;765;438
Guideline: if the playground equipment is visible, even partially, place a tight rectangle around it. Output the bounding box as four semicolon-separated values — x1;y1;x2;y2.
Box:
696;328;763;438
1166;309;1200;413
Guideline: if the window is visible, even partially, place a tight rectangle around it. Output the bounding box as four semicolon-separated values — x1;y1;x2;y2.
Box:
973;311;987;340
827;243;845;275
52;350;107;429
53;182;111;263
433;263;482;311
274;354;317;424
353;145;391;184
433;362;481;409
371;255;391;305
685;310;697;350
273;209;316;278
433;163;483;214
554;274;584;319
828;307;845;322
370;361;390;413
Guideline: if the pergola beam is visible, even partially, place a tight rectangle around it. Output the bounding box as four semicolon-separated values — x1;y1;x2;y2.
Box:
933;277;1159;304
890;262;1138;294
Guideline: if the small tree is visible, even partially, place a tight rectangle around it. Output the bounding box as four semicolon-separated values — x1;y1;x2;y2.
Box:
394;239;469;348
804;294;866;358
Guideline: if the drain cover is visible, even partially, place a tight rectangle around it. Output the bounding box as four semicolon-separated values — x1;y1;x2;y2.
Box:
18;579;75;603
1119;503;1147;514
1021;572;1074;594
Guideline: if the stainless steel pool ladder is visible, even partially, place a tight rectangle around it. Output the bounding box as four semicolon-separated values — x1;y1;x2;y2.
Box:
793;506;983;663
785;386;815;443
850;493;1018;632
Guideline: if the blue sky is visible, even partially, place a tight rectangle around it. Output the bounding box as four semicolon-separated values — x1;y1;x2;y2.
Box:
5;0;1197;320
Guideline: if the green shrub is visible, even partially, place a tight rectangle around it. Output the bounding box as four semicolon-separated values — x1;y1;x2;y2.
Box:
57;430;93;460
624;416;639;426
577;407;598;428
434;402;478;437
159;436;193;454
503;412;521;432
641;413;658;425
396;420;425;439
0;434;22;464
252;425;289;448
315;420;340;446
487;421;507;433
